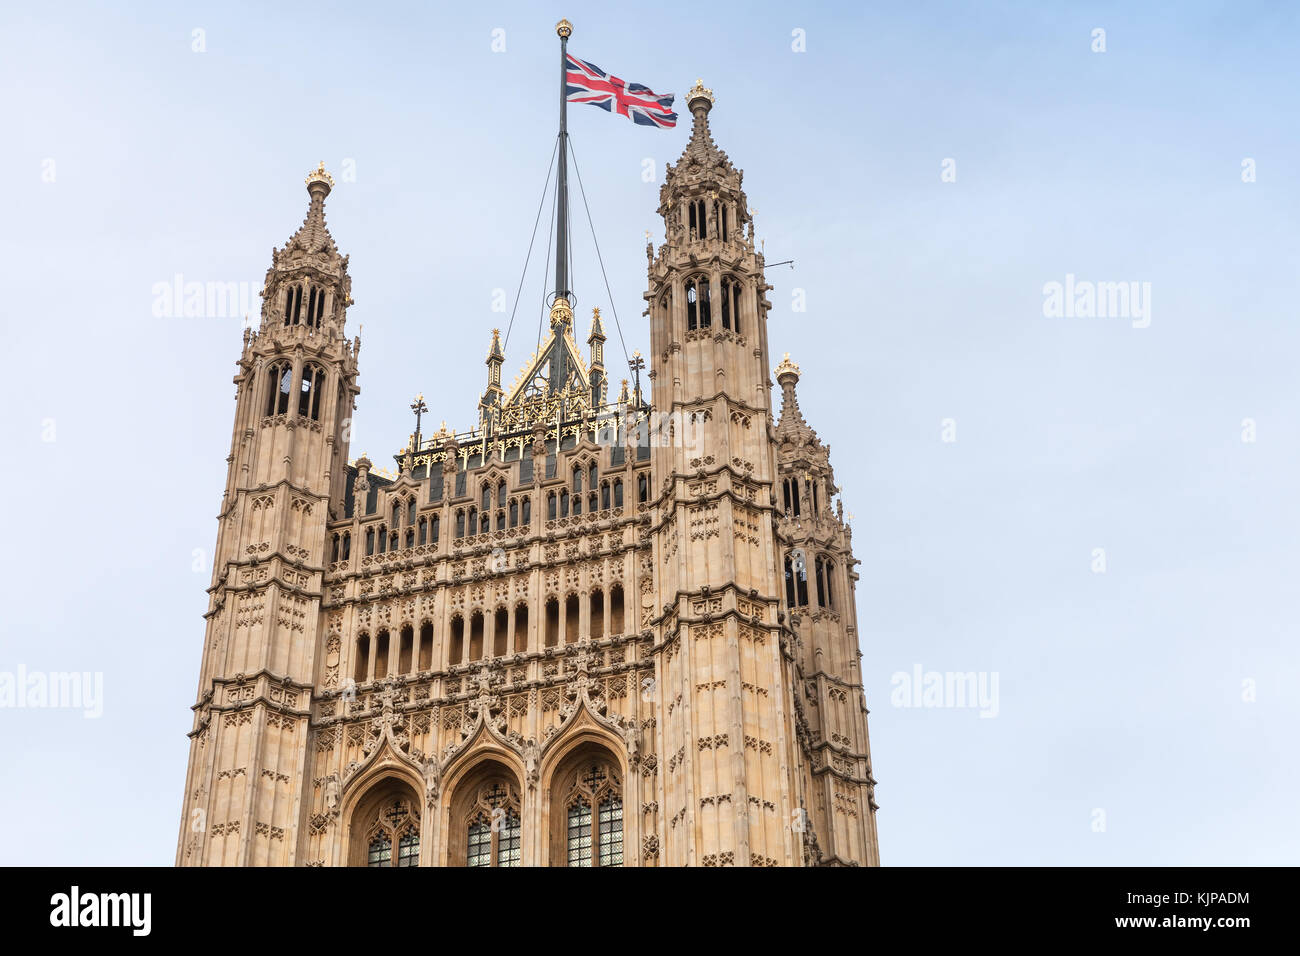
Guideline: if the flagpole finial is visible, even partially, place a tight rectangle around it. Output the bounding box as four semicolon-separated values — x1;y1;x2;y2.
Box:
556;18;572;38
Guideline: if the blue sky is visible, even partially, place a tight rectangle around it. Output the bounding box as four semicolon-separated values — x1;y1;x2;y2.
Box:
1;1;1296;865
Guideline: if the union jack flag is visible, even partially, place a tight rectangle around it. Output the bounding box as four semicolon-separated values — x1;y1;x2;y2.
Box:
565;54;677;129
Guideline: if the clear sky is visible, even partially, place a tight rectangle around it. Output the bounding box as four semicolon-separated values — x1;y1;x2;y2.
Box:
1;1;1296;865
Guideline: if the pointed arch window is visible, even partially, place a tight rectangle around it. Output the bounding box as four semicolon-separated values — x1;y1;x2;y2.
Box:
686;280;698;330
266;362;293;416
565;763;623;867
784;550;809;607
464;781;522;867
364;797;419;867
299;364;325;420
306;285;326;329
721;276;743;332
283;283;303;326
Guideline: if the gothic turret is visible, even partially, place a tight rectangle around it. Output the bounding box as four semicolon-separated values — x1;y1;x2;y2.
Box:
772;353;880;866
178;165;360;866
587;307;607;407
480;328;505;430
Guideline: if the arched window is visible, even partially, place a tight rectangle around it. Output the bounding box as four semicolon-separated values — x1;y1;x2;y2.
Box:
614;479;623;509
407;498;416;526
449;615;465;666
418;516;427;545
547;492;557;520
821;557;835;609
467;507;477;535
509;499;518;527
610;584;624;635
521;497;531;524
468;611;484;662
365;528;375;556
544;597;559;648
564;594;580;644
601;481;610;511
721;276;733;330
513;602;528;654
299;364;325;419
686;280;698;330
497;481;507;508
481;484;491;512
398;624;413;673
564;762;623;867
341;531;350;561
377;524;387;554
306;285;326;329
374;629;390;678
431;515;440;542
455;509;465;539
560;489;569;517
266;362;292;416
637;474;648;503
494;607;508;657
463;780;522;867
354;634;369;683
590;588;604;639
331;533;340;563
419;621;433;670
784;550;809;607
363;796;419;867
698;278;711;327
283;283;303;326
783;476;802;517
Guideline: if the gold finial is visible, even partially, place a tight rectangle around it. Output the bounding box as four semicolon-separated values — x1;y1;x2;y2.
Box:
591;307;601;320
556;18;572;38
549;296;573;330
687;78;715;109
775;352;801;379
305;161;335;189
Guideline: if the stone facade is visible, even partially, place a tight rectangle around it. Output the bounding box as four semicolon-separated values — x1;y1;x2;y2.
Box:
177;86;880;867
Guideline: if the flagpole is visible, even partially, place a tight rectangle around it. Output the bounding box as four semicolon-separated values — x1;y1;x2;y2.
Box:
555;18;572;302
551;17;573;413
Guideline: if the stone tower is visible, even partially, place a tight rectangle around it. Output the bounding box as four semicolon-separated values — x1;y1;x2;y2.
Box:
176;164;360;865
177;85;879;868
641;80;794;866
